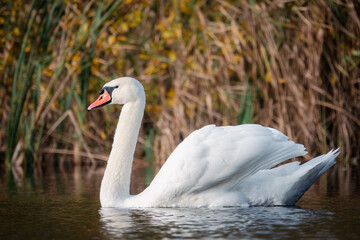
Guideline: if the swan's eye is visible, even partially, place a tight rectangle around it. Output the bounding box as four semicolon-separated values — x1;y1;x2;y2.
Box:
115;86;119;88
99;89;104;94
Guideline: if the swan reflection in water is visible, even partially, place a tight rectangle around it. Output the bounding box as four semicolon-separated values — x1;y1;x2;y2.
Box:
99;206;336;239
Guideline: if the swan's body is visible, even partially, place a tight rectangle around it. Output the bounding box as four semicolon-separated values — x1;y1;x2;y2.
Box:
88;77;339;208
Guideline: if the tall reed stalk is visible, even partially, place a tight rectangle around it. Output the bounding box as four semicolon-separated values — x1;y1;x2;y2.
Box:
2;0;123;166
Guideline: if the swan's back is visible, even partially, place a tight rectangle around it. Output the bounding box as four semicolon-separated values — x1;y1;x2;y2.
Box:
127;124;308;207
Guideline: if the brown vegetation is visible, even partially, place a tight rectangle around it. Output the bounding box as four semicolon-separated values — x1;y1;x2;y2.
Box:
0;0;359;168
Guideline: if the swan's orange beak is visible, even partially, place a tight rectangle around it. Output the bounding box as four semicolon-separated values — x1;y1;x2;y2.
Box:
88;89;111;111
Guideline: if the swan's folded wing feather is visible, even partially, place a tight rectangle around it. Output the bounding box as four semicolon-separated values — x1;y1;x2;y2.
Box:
142;124;306;205
238;149;339;205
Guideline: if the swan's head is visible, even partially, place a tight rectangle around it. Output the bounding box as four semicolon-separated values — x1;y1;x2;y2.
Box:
87;77;145;111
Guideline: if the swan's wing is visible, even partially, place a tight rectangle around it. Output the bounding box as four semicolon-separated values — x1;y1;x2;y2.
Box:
238;149;339;206
139;124;306;206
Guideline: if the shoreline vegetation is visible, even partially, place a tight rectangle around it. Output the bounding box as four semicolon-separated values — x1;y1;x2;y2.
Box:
0;0;359;169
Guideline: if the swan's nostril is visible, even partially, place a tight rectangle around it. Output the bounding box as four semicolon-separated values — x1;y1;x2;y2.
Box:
100;96;103;100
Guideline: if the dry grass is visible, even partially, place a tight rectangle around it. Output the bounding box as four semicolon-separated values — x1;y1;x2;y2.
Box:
0;0;359;168
142;0;360;165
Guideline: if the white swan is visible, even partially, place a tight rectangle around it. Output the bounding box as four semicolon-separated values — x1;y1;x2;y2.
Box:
88;77;339;208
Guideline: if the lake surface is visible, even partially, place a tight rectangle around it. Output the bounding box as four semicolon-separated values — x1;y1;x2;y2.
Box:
0;160;359;239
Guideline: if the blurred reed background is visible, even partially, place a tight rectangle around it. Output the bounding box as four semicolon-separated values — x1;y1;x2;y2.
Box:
0;0;359;170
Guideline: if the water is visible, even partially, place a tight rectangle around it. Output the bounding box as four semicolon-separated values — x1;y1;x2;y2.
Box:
0;161;359;239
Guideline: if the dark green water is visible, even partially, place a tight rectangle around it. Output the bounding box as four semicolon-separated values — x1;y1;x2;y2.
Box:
0;161;359;239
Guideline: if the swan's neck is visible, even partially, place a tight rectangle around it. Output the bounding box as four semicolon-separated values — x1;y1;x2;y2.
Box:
100;99;145;207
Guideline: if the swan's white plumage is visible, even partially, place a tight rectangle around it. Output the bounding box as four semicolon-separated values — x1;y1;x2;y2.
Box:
128;125;307;207
90;77;339;208
238;149;339;206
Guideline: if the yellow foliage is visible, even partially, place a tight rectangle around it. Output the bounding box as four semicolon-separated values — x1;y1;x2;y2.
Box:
42;63;54;77
146;105;161;117
120;23;129;32
265;72;272;83
185;107;193;119
145;61;157;75
51;101;57;109
234;54;242;62
82;22;89;33
129;10;142;27
118;36;127;42
168;51;176;62
139;54;149;60
162;30;173;40
108;35;116;45
160;63;168;69
13;27;20;36
72;53;80;64
166;88;175;107
180;0;192;14
101;131;106;140
42;69;52;77
71;53;81;73
331;74;337;84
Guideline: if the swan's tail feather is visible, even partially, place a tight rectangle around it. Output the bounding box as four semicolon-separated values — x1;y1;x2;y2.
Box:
239;149;339;206
282;148;340;205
